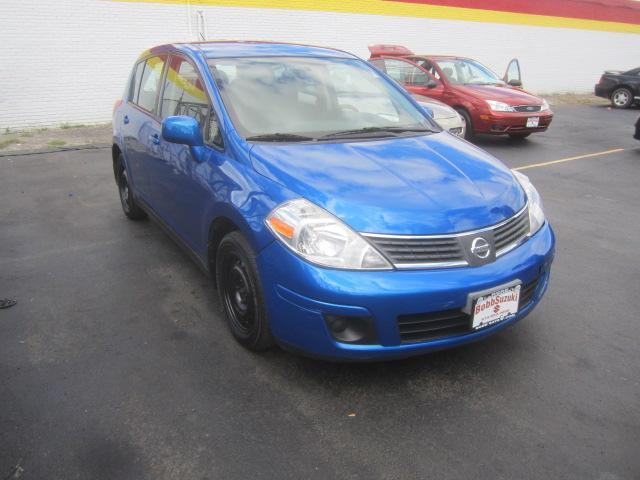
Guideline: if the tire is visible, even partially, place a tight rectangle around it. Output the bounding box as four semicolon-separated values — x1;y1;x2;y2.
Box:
455;108;474;140
611;87;633;109
216;231;274;351
116;155;147;220
508;132;531;140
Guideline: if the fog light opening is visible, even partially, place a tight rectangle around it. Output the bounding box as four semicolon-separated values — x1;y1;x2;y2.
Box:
325;315;377;345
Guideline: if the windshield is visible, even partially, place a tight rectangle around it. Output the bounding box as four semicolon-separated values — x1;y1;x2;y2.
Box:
436;59;504;86
207;56;439;140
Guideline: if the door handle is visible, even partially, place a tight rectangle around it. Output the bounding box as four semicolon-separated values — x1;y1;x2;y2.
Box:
123;115;129;125
149;133;160;145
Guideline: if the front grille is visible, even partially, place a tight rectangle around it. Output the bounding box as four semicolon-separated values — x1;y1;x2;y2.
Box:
397;276;540;343
513;105;542;112
397;309;470;343
365;206;529;269
494;209;530;252
518;276;539;308
366;236;465;266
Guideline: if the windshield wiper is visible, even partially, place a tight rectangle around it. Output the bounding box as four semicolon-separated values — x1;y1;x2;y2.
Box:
246;133;315;142
319;126;435;139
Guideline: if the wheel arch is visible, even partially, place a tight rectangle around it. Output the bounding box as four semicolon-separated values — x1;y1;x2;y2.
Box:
112;144;122;182
610;84;634;97
207;216;241;286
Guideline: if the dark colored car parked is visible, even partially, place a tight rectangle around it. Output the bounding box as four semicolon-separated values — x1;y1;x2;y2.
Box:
595;68;640;108
635;115;640;140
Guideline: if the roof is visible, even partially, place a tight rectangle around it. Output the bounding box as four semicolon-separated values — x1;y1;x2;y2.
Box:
175;41;357;59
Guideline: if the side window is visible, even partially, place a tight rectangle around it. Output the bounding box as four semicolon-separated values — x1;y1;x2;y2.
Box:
160;56;221;145
137;55;166;113
369;59;386;73
380;59;429;86
129;62;144;103
413;58;440;80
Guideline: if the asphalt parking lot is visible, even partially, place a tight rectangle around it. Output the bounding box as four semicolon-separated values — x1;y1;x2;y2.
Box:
1;105;639;479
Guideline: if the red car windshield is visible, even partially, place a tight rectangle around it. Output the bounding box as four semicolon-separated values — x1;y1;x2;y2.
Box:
435;59;504;86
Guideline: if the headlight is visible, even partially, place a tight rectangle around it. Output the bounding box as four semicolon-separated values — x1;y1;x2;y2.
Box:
266;199;392;270
486;100;515;112
513;170;545;235
541;98;550;111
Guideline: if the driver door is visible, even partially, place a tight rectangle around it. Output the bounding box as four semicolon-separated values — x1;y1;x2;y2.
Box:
371;57;445;101
504;59;523;87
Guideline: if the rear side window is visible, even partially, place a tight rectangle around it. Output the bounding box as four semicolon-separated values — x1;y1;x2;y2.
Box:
374;59;429;86
129;61;144;103
136;55;167;113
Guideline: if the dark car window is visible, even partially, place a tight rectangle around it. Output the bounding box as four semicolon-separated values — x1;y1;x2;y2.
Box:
160;56;221;145
137;55;167;114
129;61;145;103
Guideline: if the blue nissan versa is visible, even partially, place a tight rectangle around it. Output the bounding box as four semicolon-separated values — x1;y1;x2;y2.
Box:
112;41;555;360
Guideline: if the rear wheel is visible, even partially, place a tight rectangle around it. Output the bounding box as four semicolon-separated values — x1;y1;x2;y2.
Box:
455;108;474;140
611;87;633;109
508;132;531;140
116;155;146;220
216;232;274;351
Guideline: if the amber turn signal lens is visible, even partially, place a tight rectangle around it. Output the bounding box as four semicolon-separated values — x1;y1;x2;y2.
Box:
267;217;294;239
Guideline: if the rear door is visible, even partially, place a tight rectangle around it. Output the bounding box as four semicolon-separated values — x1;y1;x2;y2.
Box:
124;55;167;203
371;57;445;101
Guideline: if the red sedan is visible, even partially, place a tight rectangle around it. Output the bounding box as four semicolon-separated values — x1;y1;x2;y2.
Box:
369;45;553;140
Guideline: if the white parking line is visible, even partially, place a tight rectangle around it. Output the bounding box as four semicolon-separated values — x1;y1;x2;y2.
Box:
514;148;626;171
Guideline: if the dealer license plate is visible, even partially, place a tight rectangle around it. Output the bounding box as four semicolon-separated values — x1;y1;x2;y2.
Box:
526;117;539;128
471;285;521;330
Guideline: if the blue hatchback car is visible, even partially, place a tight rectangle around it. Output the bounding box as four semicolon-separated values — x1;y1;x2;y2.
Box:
112;41;555;361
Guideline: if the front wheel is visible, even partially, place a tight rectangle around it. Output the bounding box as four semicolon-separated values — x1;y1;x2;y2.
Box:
455;108;474;140
611;87;633;109
216;232;274;351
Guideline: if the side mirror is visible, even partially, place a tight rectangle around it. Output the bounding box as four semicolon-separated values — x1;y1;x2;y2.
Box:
427;79;438;89
420;105;434;118
508;79;522;87
162;116;203;147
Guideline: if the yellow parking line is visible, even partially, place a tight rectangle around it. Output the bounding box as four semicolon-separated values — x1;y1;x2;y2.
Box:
514;148;626;171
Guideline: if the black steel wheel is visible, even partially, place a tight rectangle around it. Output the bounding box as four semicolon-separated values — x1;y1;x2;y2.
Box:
216;232;274;351
117;155;146;220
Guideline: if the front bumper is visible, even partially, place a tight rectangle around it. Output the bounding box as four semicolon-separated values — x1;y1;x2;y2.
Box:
257;223;555;360
435;114;465;137
473;110;553;135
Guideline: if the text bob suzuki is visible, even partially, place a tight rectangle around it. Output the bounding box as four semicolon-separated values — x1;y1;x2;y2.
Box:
112;41;555;360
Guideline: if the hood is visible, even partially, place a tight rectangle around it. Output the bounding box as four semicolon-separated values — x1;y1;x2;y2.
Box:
454;84;542;105
250;133;525;235
412;94;458;120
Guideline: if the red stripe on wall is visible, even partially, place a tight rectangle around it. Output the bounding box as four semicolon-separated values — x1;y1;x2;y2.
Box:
387;0;640;25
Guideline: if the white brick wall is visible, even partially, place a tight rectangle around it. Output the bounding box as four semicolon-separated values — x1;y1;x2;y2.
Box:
1;0;638;129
